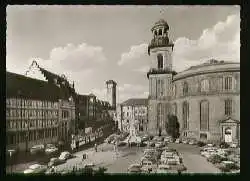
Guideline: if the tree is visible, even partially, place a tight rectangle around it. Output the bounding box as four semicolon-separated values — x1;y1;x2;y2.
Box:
165;115;180;139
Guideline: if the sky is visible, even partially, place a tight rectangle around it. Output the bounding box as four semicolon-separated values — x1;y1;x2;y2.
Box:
6;5;240;103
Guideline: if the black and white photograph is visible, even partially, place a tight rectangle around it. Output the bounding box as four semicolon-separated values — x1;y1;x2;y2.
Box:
6;5;240;175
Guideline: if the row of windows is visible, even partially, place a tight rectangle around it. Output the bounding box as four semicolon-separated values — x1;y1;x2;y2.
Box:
6;109;58;118
7;128;58;145
6;99;59;108
174;76;236;97
7;119;58;130
173;99;233;131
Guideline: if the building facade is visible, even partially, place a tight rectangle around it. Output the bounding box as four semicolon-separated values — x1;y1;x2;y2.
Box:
119;99;148;136
6;62;76;151
146;19;240;143
106;80;117;109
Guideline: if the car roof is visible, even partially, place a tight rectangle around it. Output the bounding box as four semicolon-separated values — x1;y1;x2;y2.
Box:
29;164;42;169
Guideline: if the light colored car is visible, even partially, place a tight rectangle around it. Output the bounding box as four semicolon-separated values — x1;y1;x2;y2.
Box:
30;144;45;154
59;151;72;161
155;142;164;148
230;143;237;148
45;146;58;154
127;164;142;173
48;157;66;167
188;140;196;145
24;164;47;174
182;140;188;144
156;164;170;173
175;139;180;144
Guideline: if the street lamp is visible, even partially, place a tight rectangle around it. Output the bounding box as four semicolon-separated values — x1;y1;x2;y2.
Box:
8;149;15;173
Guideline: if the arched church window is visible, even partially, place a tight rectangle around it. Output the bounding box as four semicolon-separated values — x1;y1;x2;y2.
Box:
200;100;209;131
183;82;189;96
159;29;162;36
164;28;167;33
157;54;163;69
182;101;189;129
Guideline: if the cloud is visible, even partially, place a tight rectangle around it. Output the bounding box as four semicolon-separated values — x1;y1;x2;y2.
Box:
118;43;148;66
133;65;150;73
49;43;106;72
173;13;240;72
118;84;148;103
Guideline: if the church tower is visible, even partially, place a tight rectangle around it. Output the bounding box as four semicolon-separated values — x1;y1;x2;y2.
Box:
147;19;175;136
106;80;117;109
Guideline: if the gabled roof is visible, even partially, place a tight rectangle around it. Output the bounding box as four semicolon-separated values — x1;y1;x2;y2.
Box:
6;71;61;101
219;117;240;124
121;98;148;106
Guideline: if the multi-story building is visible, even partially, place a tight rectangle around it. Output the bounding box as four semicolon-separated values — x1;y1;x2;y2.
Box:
106;80;117;109
146;19;240;143
119;98;148;135
6;61;76;151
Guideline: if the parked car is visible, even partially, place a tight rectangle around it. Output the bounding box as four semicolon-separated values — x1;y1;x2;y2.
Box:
127;164;142;173
188;140;197;145
182;140;189;144
142;135;150;142
30;144;45;154
48;157;66;167
156;164;170;173
230;143;238;148
24;164;47;174
59;151;73;161
155;142;164;148
141;159;155;173
45;144;58;154
175;139;180;144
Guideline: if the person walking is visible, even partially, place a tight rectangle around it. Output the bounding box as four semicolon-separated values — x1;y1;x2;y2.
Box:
94;143;97;152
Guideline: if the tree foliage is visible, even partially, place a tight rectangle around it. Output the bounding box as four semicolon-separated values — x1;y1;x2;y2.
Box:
165;114;180;139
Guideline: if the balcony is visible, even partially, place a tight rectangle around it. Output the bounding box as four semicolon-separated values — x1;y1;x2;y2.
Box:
148;37;174;55
147;68;177;78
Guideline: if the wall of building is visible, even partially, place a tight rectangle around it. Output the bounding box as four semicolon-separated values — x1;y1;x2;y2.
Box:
171;70;240;142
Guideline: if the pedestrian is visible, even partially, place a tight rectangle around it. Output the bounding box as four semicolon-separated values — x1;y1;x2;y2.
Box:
94;143;97;152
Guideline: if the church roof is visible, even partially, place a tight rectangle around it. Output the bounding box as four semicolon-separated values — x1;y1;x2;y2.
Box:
121;98;148;106
153;19;169;29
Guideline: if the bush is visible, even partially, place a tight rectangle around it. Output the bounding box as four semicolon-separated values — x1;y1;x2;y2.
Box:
197;141;206;147
220;142;230;148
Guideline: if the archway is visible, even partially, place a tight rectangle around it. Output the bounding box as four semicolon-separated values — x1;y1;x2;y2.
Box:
224;127;232;143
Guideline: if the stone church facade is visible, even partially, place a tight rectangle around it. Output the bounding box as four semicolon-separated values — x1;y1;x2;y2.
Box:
146;19;240;144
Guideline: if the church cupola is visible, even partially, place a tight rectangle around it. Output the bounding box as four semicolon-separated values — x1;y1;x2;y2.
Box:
148;19;174;56
147;19;174;77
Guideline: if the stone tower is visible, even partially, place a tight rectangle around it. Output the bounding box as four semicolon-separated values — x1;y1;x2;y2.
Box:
147;19;175;136
106;80;117;109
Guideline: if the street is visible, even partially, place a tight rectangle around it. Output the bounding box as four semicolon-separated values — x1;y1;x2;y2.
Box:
51;142;220;174
8;142;220;174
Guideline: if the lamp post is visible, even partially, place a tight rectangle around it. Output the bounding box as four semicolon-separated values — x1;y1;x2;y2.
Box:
8;149;15;173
